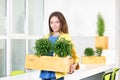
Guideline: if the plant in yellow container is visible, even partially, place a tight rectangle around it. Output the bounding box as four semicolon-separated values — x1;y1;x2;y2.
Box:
81;47;106;64
95;13;108;49
25;37;74;72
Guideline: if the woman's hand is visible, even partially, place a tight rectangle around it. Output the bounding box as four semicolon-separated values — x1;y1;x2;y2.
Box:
69;62;78;74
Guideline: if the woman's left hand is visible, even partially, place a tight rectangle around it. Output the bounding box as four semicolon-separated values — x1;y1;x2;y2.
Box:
69;62;78;74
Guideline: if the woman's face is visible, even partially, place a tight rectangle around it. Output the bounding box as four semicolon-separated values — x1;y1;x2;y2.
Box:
50;16;61;33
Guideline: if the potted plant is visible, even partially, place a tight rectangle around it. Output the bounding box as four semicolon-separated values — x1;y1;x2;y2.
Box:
84;47;94;56
95;47;103;56
53;37;72;57
81;47;106;64
95;13;108;49
34;38;52;56
97;13;105;36
25;38;74;72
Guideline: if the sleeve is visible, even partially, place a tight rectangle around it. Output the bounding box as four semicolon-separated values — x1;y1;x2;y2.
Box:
66;34;80;70
71;39;80;70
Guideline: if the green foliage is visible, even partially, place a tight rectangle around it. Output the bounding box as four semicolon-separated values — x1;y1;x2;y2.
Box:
84;47;94;56
97;13;105;36
34;38;52;56
53;37;72;57
96;47;103;56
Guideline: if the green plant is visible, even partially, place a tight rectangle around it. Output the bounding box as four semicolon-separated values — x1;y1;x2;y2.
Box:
84;47;94;56
96;47;103;56
53;37;72;57
34;38;52;56
97;13;105;36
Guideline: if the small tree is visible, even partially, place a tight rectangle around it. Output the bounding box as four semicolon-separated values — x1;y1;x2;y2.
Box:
97;13;105;36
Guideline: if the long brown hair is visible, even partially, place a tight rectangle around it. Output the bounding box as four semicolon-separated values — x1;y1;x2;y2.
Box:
48;11;69;34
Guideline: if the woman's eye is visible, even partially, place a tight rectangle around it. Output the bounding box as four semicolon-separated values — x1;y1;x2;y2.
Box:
50;22;53;24
56;22;59;23
56;21;59;24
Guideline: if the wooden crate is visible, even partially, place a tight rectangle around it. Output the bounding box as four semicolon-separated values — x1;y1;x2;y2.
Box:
81;56;106;64
25;54;74;73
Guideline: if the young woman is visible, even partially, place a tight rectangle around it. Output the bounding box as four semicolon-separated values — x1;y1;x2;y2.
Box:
40;11;80;80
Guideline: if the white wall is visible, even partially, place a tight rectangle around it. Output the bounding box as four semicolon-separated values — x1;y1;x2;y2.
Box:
115;0;120;79
44;0;115;50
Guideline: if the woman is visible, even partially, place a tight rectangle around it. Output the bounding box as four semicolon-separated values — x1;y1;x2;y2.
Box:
40;11;80;80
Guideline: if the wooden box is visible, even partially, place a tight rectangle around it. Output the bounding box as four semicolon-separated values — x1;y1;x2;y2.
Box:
81;56;106;64
95;36;108;49
25;54;74;73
